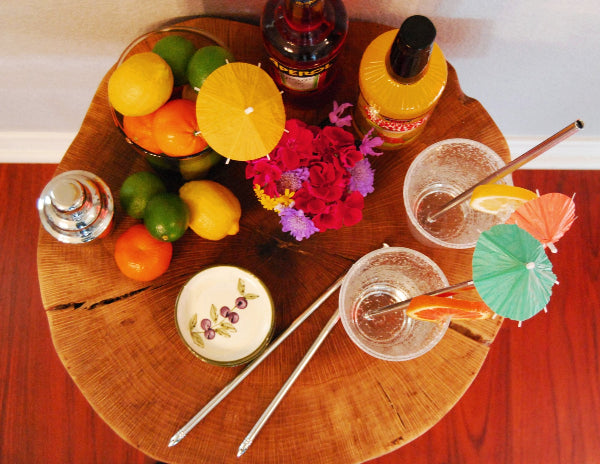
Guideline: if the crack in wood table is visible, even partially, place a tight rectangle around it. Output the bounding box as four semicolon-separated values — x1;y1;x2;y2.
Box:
37;16;507;464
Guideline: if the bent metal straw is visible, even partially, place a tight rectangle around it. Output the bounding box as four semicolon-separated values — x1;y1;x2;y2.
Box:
426;120;584;223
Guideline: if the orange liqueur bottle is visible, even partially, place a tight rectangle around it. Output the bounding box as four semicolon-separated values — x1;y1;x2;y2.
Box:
353;15;447;148
261;0;348;95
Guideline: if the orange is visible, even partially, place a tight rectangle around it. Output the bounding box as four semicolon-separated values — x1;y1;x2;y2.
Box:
152;99;208;157
406;295;494;321
122;112;162;154
114;224;173;281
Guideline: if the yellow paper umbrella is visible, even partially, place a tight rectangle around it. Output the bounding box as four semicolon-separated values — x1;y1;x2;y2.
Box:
196;62;286;161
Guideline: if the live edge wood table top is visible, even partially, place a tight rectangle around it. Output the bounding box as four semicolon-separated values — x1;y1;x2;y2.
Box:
37;17;508;464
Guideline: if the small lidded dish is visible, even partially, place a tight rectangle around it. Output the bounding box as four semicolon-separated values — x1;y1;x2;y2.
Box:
175;265;275;366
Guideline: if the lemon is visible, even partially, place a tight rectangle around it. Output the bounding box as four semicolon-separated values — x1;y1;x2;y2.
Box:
179;180;241;240
187;46;235;91
470;184;538;215
108;52;174;116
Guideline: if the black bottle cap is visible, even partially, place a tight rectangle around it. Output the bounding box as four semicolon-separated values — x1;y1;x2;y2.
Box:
390;15;437;79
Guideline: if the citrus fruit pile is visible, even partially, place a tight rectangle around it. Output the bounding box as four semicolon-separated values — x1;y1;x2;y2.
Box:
109;33;234;157
114;171;242;281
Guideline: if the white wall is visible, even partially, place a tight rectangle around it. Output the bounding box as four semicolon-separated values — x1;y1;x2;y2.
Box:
1;0;598;166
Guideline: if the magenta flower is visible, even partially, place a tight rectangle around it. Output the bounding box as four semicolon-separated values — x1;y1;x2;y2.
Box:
246;102;379;241
329;101;353;127
359;129;384;156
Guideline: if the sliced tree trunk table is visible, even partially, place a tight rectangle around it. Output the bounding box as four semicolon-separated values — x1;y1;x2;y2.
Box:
38;16;507;464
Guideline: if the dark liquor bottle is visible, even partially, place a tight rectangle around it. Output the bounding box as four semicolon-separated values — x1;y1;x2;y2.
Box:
260;0;348;95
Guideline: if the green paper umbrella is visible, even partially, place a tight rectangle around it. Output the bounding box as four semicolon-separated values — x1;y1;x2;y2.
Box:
472;223;557;322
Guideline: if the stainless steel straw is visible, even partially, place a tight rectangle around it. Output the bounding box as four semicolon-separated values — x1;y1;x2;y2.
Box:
168;273;346;448
237;311;341;457
363;280;474;320
426;120;584;223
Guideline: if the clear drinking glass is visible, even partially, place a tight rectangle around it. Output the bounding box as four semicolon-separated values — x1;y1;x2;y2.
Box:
403;138;512;249
339;247;449;361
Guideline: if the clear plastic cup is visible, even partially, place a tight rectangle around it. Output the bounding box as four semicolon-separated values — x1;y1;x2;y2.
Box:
403;138;512;249
339;247;449;361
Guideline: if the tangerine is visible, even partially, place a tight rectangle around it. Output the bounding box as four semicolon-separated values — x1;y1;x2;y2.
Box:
122;112;162;154
114;224;173;281
152;99;208;157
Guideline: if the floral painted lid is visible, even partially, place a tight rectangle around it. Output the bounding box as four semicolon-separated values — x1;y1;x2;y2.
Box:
175;265;275;366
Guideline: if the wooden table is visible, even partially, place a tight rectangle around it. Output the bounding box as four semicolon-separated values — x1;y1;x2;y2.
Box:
37;17;507;463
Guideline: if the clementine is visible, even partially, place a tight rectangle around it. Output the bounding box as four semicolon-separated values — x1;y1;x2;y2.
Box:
152;99;208;157
114;224;173;281
122;112;162;154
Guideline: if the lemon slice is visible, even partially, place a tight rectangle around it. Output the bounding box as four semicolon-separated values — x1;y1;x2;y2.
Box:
469;184;538;215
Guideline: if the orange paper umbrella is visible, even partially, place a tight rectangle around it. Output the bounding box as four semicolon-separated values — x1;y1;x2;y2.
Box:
506;192;576;253
195;62;286;161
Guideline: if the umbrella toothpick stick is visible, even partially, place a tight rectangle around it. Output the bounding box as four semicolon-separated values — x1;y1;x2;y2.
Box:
363;280;475;320
426;120;584;223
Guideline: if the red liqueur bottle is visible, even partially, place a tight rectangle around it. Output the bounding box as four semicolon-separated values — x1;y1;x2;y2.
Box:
261;0;348;95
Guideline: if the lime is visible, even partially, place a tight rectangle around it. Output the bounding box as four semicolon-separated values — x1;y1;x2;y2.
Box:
144;192;190;242
152;35;196;86
108;52;174;116
187;46;235;90
179;180;241;241
119;171;167;219
180;149;224;180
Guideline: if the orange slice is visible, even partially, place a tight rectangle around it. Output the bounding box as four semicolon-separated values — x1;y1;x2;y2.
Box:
406;295;495;321
469;184;538;215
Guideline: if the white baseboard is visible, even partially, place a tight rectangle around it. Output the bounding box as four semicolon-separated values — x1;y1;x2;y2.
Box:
0;131;598;169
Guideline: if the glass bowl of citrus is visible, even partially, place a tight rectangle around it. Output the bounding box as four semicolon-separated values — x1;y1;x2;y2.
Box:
108;26;235;183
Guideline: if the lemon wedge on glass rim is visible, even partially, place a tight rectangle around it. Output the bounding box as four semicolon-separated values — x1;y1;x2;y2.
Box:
469;184;538;216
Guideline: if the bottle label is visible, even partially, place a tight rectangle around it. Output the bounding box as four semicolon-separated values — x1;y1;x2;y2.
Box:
363;104;430;144
268;57;334;92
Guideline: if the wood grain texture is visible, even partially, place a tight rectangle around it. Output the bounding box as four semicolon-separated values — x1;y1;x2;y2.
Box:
34;17;515;464
3;166;598;463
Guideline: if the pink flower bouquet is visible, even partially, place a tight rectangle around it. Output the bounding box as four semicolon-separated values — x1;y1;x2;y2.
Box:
245;102;383;241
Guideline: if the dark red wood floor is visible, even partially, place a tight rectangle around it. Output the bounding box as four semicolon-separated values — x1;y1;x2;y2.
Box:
1;164;598;463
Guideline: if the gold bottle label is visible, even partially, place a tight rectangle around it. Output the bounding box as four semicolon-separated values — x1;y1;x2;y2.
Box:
269;57;334;92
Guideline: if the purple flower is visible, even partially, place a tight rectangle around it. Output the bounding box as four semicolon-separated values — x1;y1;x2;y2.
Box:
359;129;384;156
277;167;310;194
328;101;353;127
279;207;319;241
348;158;375;196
